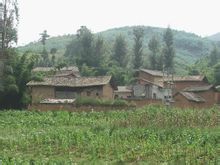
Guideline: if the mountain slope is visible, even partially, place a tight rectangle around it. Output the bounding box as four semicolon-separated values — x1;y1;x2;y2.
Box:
207;32;220;41
18;26;216;74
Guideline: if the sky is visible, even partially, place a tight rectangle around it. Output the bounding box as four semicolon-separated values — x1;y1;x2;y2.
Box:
18;0;220;46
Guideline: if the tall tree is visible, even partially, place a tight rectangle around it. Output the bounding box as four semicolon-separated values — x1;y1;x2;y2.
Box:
50;48;57;66
133;27;144;69
76;26;94;66
209;46;219;66
93;35;104;68
0;0;19;108
162;27;175;74
148;36;161;70
39;30;50;66
213;62;220;85
0;0;19;52
112;35;127;68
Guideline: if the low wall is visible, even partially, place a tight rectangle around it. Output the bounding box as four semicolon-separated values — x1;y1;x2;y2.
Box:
125;98;163;107
28;103;135;112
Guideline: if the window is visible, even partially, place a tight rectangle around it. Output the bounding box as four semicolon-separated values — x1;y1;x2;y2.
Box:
96;92;99;96
153;93;157;99
87;91;91;96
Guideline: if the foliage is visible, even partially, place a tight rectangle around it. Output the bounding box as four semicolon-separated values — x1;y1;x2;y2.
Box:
38;30;51;67
148;35;162;70
75;97;132;107
0;106;218;164
0;51;36;109
18;26;216;75
163;27;175;73
64;26;105;69
213;62;220;85
0;0;19;50
133;27;144;69
112;34;128;68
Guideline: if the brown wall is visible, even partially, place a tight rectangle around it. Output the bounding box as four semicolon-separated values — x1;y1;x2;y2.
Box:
80;86;103;98
102;84;114;99
215;92;220;104
114;92;132;99
167;81;209;93
31;86;55;103
138;71;162;83
125;98;163;107
31;84;114;103
196;90;216;107
173;93;206;109
138;71;154;82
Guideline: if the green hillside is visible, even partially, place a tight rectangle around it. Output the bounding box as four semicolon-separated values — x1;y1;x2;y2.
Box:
18;26;216;74
207;32;220;41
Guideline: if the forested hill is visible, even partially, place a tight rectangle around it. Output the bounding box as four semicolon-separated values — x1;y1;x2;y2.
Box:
18;26;216;74
207;32;220;41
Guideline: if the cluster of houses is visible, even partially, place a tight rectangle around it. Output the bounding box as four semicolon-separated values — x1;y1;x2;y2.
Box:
27;66;220;109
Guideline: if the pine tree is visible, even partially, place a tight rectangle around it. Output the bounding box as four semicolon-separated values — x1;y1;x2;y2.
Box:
148;36;160;70
162;27;175;74
133;27;144;69
112;35;128;68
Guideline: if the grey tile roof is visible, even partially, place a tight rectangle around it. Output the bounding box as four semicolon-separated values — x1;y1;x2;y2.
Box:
179;92;205;102
114;86;132;93
27;76;112;88
32;66;79;72
164;75;206;82
136;78;164;87
140;69;164;76
184;85;213;92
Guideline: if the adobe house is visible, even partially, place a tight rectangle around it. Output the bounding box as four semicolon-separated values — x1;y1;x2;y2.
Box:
132;79;171;100
173;91;206;109
132;69;171;100
173;85;219;108
135;69;164;84
114;86;132;99
163;75;210;93
27;76;114;104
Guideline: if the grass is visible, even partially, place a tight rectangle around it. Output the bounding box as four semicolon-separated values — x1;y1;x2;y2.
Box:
0;105;219;164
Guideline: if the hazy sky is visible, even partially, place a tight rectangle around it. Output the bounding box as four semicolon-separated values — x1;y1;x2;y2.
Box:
18;0;220;45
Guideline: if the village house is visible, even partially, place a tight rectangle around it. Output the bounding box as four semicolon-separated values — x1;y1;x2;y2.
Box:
114;86;132;99
173;85;220;108
132;68;219;108
27;76;114;104
135;69;164;84
163;75;210;93
133;69;171;100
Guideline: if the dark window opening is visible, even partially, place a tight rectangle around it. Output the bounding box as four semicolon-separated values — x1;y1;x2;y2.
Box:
87;91;91;96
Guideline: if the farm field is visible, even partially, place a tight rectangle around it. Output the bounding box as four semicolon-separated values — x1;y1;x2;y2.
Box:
0;106;219;164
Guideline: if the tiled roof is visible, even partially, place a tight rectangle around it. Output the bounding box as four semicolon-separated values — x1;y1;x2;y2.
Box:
179;92;205;102
115;86;132;93
27;76;112;88
32;66;79;72
136;78;164;87
184;85;213;92
140;69;164;77
164;75;206;82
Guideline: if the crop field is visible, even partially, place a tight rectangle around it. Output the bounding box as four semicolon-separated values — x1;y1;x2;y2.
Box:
0;106;219;164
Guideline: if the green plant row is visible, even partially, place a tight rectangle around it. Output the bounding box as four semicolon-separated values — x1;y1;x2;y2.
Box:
74;97;135;107
0;105;219;164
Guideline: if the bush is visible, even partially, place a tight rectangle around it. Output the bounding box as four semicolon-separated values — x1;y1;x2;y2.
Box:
75;97;133;107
